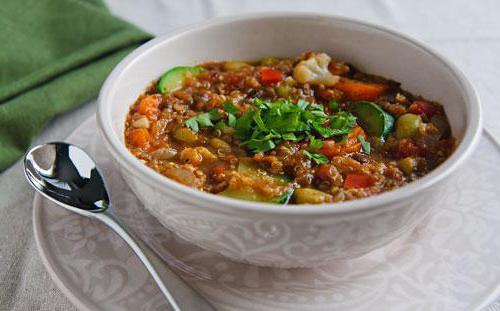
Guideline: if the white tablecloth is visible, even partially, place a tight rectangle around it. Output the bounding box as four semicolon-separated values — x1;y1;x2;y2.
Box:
1;0;500;310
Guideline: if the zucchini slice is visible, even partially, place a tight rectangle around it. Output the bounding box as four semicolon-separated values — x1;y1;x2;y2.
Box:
238;158;292;183
219;186;270;202
350;101;394;138
218;159;292;203
157;66;203;94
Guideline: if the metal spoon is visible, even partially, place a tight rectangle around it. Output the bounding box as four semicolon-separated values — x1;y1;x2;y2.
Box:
23;142;182;311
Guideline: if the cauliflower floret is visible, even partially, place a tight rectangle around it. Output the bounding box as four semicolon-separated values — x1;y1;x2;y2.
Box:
293;53;340;86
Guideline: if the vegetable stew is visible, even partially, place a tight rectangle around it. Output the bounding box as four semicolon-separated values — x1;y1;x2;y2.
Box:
125;52;455;204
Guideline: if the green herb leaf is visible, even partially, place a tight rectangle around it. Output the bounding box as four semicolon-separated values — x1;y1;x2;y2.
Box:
196;113;214;127
357;135;371;154
313;124;351;138
185;118;200;132
303;150;329;164
223;101;240;115
184;109;221;132
309;136;323;151
253;98;272;108
266;112;301;132
297;99;309;110
235;110;256;138
309;102;325;112
282;133;297;141
253;110;267;131
330;111;357;130
241;138;277;153
227;114;237;127
208;109;221;121
275;189;294;204
276;174;293;183
329;100;339;112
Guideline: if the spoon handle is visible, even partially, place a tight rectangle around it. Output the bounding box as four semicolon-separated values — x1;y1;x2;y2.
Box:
94;210;182;311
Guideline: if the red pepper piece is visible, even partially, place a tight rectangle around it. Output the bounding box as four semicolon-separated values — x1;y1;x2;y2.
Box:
260;67;283;85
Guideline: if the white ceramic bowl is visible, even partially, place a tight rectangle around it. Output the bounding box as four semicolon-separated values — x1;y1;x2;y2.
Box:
97;13;482;268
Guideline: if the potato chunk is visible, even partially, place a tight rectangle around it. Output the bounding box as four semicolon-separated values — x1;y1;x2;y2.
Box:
294;188;333;204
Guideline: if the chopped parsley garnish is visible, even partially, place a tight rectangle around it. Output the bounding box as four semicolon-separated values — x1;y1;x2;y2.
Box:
302;150;329;164
235;98;357;153
357;135;371;154
185;98;357;155
185;109;220;132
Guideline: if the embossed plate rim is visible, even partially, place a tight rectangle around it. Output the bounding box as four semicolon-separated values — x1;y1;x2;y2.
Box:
33;194;95;311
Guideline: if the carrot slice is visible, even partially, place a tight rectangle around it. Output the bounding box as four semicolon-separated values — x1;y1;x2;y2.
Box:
344;173;374;189
128;128;151;148
333;79;388;101
136;95;161;119
319;126;366;157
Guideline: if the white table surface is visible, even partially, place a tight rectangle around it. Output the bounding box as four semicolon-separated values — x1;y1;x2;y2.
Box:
1;0;500;310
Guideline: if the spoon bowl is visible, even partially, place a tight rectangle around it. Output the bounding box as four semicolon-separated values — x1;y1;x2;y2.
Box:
24;143;109;214
24;142;184;311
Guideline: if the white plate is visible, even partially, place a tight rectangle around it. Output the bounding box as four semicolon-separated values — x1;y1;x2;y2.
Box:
33;117;500;311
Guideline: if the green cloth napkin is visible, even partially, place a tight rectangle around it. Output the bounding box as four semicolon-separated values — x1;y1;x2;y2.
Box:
0;0;152;171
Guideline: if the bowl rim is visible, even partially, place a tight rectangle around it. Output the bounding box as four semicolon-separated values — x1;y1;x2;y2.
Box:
97;12;482;215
